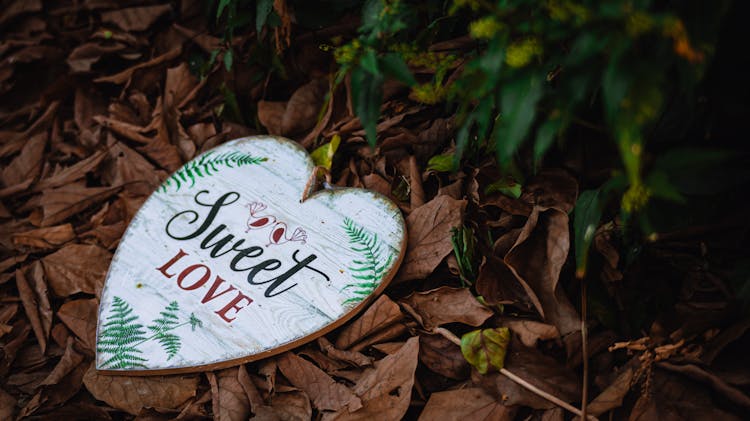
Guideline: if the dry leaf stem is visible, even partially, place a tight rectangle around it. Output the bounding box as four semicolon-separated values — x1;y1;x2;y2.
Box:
434;327;599;421
581;278;589;420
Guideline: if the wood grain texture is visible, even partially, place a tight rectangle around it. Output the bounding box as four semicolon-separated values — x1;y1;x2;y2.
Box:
95;136;406;374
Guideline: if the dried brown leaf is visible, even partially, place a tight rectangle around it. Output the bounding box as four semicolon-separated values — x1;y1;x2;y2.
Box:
101;4;173;32
67;42;126;73
11;224;75;249
208;367;251;421
505;207;580;335
586;365;634;416
474;344;580;409
42;337;85;386
33;149;108;191
402;286;493;329
335;295;403;350
323;337;419;421
521;169;578;213
258;101;287;135
419;334;469;380
95;46;181;85
281;78;328;136
476;256;543;313
267;390;313;421
418;387;515;421
42;243;111;297
276;352;362;412
502;319;560;348
83;364;199;415
15;262;51;353
0;388;15;420
1;131;45;188
36;182;122;227
318;337;373;367
398;195;466;281
56;299;98;351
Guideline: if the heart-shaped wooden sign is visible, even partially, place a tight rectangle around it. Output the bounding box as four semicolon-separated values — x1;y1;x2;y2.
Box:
95;136;405;374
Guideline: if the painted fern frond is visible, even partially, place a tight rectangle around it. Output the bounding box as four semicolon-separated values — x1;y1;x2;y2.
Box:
341;218;394;304
97;296;149;369
147;301;182;360
159;151;267;193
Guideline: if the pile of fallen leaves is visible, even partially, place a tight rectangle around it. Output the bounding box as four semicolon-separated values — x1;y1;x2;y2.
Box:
1;1;749;420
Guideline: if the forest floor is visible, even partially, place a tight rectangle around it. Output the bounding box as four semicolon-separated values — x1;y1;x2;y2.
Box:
1;1;749;420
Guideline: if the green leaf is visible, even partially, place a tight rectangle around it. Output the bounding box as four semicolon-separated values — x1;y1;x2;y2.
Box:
460;328;511;375
379;53;416;86
533;115;562;165
573;189;605;279
360;48;379;75
310;134;341;170
494;73;544;166
485;178;522;199
256;0;274;32
645;171;685;203
223;49;233;71
351;66;383;147
216;0;232;20
426;153;455;172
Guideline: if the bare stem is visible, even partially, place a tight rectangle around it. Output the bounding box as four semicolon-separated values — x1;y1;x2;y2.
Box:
433;327;599;421
581;279;590;420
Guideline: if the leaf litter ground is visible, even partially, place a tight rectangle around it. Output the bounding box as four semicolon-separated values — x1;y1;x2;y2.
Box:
1;1;749;420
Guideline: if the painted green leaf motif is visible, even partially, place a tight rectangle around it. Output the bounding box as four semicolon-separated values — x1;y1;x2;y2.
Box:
159;151;266;193
96;296;148;369
460;327;511;375
97;297;204;368
342;217;394;305
147;301;182;360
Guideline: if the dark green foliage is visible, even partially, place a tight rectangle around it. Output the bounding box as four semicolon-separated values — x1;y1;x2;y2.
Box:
160;151;266;193
148;301;182;360
97;297;148;369
342;217;394;304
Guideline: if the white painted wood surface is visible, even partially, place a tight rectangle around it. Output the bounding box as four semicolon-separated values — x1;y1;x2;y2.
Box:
95;136;405;374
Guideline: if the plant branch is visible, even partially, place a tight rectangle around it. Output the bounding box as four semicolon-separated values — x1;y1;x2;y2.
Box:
434;327;599;421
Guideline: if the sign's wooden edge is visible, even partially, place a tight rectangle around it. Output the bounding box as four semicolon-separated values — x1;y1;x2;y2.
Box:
95;135;407;377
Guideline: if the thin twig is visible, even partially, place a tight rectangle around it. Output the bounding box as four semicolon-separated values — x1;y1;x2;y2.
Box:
581;279;590;420
434;327;599;421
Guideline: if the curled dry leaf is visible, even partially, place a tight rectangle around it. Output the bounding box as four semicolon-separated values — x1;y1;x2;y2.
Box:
281;78;329;136
521;169;578;213
397;195;466;281
267;390;313;421
401;286;493;329
335;295;403;350
100;4;173;32
475;256;543;313
0;388;15;420
502;319;560;348
323;337;419;421
15;262;51;353
11;224;75;249
419;334;470;380
35;183;123;227
207;368;251;421
1;131;45;188
56;299;98;351
586;364;635;416
276;352;362;412
257;101;288;135
418;387;516;421
505;206;580;335
82;364;199;415
42;243;111;297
